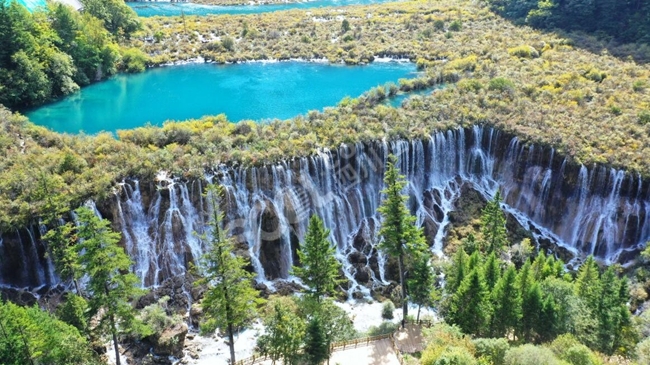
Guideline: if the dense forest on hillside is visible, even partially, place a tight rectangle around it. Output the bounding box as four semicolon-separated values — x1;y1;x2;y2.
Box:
0;0;146;109
486;0;650;62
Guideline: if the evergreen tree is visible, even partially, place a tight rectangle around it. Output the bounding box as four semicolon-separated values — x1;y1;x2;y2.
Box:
407;251;436;322
303;316;329;365
517;259;533;300
575;256;601;312
531;251;547;280
484;252;501;290
74;207;147;365
377;154;427;323
490;265;521;338
538;293;558;343
448;269;491;336
481;191;508;254
198;185;261;364
520;282;544;343
257;299;305;365
292;215;343;302
447;248;469;293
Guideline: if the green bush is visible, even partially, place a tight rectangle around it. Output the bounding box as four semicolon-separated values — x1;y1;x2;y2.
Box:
472;338;509;365
120;47;149;73
449;20;462;31
562;344;601;365
367;321;399;336
508;45;540;59
636;337;650;365
433;346;478;365
458;79;483;92
56;294;89;333
632;80;647;92
382;301;395;320
434;19;445;31
638;110;650;125
221;36;235;52
488;77;515;93
504;345;563;365
139;296;183;336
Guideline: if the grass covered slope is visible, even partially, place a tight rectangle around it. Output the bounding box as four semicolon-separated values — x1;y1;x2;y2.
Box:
1;0;650;229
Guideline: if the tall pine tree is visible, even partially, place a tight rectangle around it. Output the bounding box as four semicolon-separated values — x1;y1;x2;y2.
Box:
448;269;491;336
377;154;427;323
481;191;508;254
292;215;343;302
490;265;521;338
198;185;261;364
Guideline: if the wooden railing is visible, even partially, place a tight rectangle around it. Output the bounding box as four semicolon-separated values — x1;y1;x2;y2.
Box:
234;319;432;365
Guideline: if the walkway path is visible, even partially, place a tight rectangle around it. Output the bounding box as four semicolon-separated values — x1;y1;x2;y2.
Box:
329;338;400;365
393;323;425;353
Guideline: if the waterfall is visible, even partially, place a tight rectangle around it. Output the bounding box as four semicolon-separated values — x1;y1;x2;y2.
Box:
1;126;649;294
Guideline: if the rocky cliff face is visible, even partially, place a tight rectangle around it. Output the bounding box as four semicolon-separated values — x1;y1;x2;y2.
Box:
2;126;649;298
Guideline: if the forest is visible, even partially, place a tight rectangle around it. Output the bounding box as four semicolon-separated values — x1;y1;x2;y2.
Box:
0;0;650;364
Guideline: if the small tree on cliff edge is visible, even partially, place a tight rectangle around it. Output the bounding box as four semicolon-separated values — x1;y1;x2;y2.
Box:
198;184;261;364
292;215;343;302
74;207;148;365
377;154;427;325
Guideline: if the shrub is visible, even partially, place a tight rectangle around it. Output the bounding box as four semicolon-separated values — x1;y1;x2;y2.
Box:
139;296;183;336
504;345;563;365
120;47;149;73
449;20;462;31
633;80;647;92
432;346;478;365
488;77;515;93
638;110;650;125
434;19;445;31
56;294;89;333
562;344;601;365
472;338;509;365
582;68;606;83
342;19;351;33
367;321;399;336
508;45;540;59
382;301;395;320
221;36;235;52
458;79;483;92
636;338;650;365
446;55;477;72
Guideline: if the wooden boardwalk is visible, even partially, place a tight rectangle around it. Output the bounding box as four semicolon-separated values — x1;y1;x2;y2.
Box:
329;338;400;365
393;323;425;353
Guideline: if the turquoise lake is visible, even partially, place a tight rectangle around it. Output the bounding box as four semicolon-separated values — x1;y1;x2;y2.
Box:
2;0;46;12
129;0;398;17
26;62;417;134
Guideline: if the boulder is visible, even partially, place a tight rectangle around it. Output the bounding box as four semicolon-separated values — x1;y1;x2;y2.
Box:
152;323;189;357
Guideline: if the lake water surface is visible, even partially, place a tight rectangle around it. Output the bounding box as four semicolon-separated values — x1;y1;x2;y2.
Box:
26;61;417;134
129;0;398;17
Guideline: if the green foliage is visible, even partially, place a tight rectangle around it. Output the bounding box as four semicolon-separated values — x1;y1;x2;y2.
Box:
408;251;437;321
74;207;148;365
221;36;235;51
447;269;491;337
80;0;140;38
382;301;396;320
0;300;99;365
56;294;89;333
448;20;462;31
292;215;343;301
446;248;469;293
421;324;475;365
635;337;650;365
488;77;515;93
638;110;650;125
489;0;650;45
367;321;400;336
139;296;183;335
508;45;539;59
472;338;509;365
503;344;563;365
341;19;350;33
303;316;329;365
120;47;149;73
490;265;521;338
480;191;508;254
198;184;261;364
257;298;305;365
432;346;477;365
378;154;427;320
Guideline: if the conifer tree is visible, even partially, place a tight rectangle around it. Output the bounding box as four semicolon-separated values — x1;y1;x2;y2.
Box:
74;207;146;365
575;256;601;311
198;185;261;364
447;248;469;293
377;155;427;323
520;282;544;342
448;269;491;336
481;191;508;254
303;316;329;365
292;215;343;302
484;252;501;290
490;265;521;338
407;251;436;322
